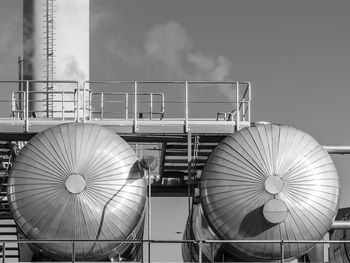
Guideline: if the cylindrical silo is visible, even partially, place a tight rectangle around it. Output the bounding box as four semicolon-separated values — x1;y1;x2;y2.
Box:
23;0;89;118
187;124;340;262
7;123;146;260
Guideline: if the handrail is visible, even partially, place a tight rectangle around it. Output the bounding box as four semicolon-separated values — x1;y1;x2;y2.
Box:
1;80;251;132
0;238;345;263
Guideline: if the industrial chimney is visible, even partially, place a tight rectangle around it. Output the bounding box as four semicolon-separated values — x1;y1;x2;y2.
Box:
23;0;89;118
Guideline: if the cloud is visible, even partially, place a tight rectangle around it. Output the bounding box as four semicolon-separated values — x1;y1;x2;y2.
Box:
95;20;235;97
144;21;192;78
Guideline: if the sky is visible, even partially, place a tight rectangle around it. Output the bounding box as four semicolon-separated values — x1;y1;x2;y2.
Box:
1;0;350;262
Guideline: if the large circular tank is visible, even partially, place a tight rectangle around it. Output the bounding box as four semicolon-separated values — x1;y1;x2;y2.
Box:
7;123;146;260
200;124;339;261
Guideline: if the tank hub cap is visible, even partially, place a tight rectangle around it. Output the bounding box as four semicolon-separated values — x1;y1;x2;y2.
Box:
264;175;284;194
65;173;86;194
263;199;288;224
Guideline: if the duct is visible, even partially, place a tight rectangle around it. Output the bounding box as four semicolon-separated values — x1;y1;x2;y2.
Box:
200;124;340;261
7;123;146;260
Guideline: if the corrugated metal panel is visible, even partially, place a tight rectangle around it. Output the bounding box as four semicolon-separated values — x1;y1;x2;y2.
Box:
7;123;146;260
200;124;339;260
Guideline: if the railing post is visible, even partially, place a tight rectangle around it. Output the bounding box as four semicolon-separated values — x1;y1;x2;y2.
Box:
198;241;203;263
248;82;251;124
210;242;214;263
125;93;129;121
280;240;284;263
161;93;165;120
62;92;65;120
83;82;86;123
89;90;92;120
101;93;104;120
2;241;5;263
25;81;29;132
76;85;80;122
134;82;138;132
185;82;189;132
236;82;240;130
72;241;75;263
150;93;153;120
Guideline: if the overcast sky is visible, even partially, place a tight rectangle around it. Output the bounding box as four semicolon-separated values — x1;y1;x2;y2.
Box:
1;0;350;261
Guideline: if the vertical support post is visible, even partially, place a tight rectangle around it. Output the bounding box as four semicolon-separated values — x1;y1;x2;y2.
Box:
25;81;29;132
236;82;240;130
101;93;104;120
76;85;80;122
150;93;153;120
210;242;214;263
18;56;23;115
185;82;189;132
125;93;129;121
198;241;203;263
72;241;75;263
280;241;284;263
187;131;192;214
2;241;5;263
83;82;86;123
148;166;151;263
248;82;251;124
161;93;165;120
134;82;138;132
89;91;92;120
62;92;65;120
141;241;144;263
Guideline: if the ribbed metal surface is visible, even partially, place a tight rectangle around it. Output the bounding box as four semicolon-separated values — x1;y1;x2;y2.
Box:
330;213;350;263
201;124;339;260
182;204;219;262
7;123;146;260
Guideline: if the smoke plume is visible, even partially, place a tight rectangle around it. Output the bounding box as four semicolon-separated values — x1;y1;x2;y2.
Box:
96;20;235;97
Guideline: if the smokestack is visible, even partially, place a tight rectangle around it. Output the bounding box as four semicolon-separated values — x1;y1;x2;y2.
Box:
23;0;89;118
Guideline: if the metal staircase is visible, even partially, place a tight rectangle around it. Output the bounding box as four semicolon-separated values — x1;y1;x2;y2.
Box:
0;142;19;262
160;136;224;185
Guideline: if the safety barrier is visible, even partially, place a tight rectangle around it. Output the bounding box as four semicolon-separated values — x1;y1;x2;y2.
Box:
0;238;344;263
0;80;252;133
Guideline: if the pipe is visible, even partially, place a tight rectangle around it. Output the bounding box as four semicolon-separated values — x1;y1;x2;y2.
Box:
323;145;350;154
331;221;350;229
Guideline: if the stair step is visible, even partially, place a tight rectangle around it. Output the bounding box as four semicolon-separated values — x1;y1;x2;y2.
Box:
164;159;207;164
165;151;211;157
166;144;216;150
163;164;205;171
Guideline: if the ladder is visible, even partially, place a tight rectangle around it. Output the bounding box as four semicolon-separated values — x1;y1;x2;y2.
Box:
43;0;56;118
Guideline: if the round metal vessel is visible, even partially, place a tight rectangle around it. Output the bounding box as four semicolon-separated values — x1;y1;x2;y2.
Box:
7;123;146;260
201;124;339;260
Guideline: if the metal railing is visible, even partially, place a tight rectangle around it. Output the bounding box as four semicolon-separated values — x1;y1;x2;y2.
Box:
83;81;252;132
0;238;345;263
0;80;252;132
0;80;79;131
88;91;165;120
12;90;76;120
